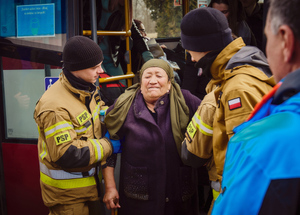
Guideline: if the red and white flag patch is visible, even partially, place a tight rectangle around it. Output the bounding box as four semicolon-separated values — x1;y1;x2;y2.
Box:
228;97;242;110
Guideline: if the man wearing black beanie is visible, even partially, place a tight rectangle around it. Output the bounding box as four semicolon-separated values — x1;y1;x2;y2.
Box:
34;35;121;215
180;7;275;213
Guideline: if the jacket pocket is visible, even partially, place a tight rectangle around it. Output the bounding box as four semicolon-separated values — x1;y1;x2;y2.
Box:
123;161;149;201
180;166;197;202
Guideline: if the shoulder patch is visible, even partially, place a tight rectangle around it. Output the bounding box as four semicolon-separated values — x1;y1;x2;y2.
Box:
54;131;71;145
187;121;197;139
77;110;90;125
228;97;242;110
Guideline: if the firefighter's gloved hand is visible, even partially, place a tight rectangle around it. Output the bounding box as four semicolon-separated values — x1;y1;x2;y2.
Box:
104;131;122;153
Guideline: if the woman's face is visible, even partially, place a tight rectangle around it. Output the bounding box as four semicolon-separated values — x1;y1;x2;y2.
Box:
212;3;230;18
141;67;171;103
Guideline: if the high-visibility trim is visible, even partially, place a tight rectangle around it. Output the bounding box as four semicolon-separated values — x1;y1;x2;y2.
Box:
90;139;104;162
92;104;100;121
40;162;95;179
40;172;96;189
45;121;73;139
213;189;220;200
192;113;213;136
187;121;197;139
74;125;87;135
74;120;92;135
39;141;47;160
37;125;41;135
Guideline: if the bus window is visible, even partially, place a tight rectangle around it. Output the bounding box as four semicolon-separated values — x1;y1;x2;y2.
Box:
0;0;66;140
133;0;184;39
0;0;67;52
1;57;61;139
132;0;200;39
133;0;264;40
131;0;200;50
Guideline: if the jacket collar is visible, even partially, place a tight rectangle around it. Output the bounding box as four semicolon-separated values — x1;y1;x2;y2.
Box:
60;72;95;105
208;37;275;90
272;69;300;105
133;90;169;120
210;37;245;81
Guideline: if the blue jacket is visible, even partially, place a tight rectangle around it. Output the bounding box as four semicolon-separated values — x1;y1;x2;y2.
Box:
212;68;300;215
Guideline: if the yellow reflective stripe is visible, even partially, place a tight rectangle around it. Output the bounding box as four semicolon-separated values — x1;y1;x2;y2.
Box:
74;123;92;135
45;121;73;139
90;139;103;162
92;104;100;121
192;113;213;136
40;172;96;189
213;189;220;200
39;141;47;160
40;162;96;179
74;125;87;135
37;125;41;135
102;106;108;111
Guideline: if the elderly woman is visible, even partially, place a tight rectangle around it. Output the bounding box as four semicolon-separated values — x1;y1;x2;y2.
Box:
102;59;201;215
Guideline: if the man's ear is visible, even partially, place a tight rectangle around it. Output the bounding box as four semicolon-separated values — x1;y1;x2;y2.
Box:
279;25;295;63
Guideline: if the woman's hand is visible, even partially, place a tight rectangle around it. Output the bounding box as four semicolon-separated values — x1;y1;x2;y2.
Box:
102;166;121;209
103;187;121;209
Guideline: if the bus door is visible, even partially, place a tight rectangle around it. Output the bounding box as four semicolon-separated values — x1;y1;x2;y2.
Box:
0;0;81;214
82;0;135;87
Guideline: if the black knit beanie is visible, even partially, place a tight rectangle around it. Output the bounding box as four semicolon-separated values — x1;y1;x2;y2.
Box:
180;7;233;52
63;36;104;71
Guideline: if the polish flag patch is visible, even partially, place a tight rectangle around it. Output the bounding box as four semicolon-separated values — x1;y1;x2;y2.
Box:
228;97;242;110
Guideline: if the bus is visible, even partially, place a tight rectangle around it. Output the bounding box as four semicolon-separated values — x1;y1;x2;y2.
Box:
0;0;266;214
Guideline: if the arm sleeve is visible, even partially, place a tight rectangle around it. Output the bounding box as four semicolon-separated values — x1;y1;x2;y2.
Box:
142;51;154;62
37;111;112;170
103;154;117;168
181;94;216;167
223;89;262;136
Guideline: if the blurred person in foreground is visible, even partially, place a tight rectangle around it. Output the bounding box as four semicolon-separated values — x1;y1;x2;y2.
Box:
212;0;300;214
34;36;121;215
179;7;275;214
102;59;201;215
